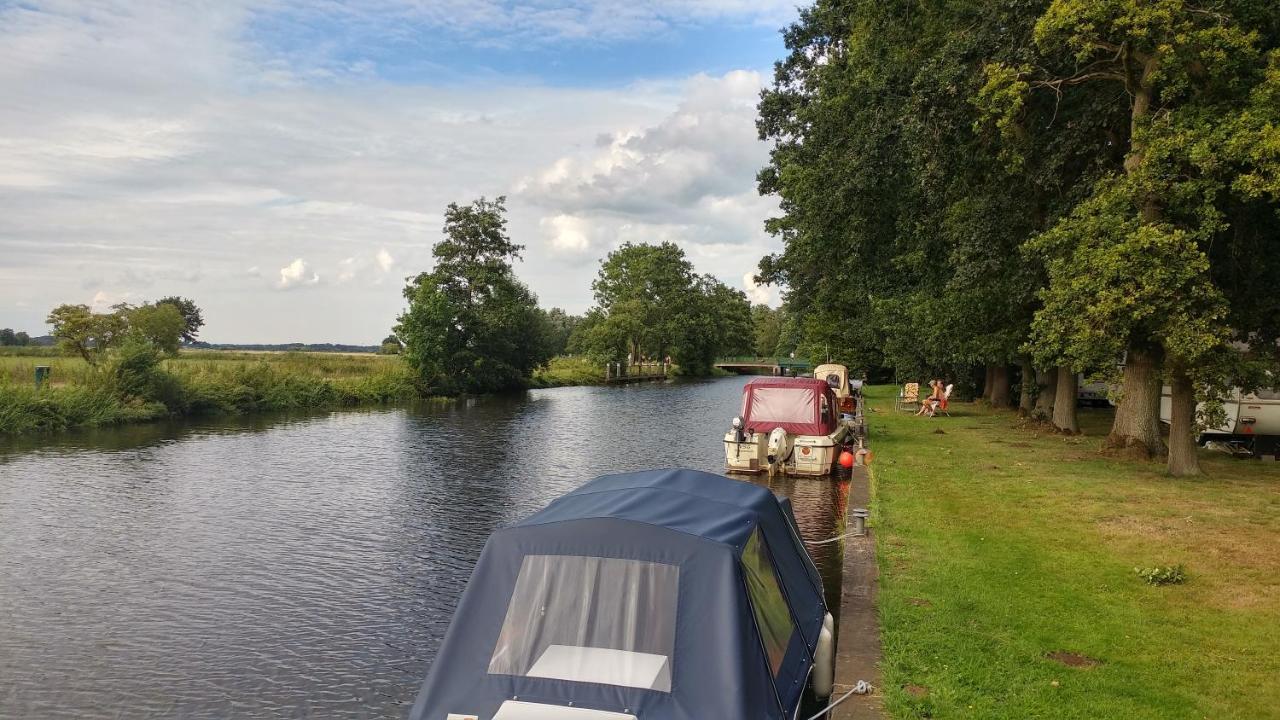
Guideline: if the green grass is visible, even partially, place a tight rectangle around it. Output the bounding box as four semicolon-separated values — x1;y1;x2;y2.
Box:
865;385;1280;719
0;349;417;434
531;355;607;387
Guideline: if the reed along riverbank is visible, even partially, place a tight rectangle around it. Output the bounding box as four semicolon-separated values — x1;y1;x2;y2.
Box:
0;349;417;434
0;351;626;434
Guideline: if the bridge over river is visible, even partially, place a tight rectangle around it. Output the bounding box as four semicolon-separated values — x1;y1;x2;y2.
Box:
713;355;814;374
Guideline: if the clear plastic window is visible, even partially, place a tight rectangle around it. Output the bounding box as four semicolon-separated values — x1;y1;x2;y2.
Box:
488;555;679;692
741;528;795;677
750;387;816;424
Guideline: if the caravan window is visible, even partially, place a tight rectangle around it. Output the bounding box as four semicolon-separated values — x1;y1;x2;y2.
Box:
741;528;796;677
488;555;679;692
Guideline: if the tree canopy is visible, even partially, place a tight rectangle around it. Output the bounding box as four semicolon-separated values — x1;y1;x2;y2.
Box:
757;0;1280;475
396;197;551;394
572;241;753;374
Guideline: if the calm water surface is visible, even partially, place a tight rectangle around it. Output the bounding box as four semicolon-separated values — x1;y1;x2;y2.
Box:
0;377;848;718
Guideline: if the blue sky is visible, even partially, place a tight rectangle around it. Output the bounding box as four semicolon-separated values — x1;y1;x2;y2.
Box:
0;1;797;343
246;5;789;87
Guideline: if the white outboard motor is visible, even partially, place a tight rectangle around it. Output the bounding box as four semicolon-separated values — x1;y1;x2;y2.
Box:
766;427;791;475
730;415;747;443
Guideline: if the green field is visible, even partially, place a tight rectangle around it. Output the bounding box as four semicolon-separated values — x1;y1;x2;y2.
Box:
866;385;1280;719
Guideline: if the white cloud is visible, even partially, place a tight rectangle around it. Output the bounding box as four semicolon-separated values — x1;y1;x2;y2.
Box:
519;70;781;299
336;257;358;284
541;214;593;253
0;1;791;341
277;258;320;289
743;272;773;305
375;247;395;273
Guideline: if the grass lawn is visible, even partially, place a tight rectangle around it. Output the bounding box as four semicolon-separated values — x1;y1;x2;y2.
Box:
865;384;1280;719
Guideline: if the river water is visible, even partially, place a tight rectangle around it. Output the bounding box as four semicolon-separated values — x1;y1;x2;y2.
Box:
0;376;849;719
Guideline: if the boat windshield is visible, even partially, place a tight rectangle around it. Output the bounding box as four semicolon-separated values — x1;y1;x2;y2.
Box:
487;555;680;692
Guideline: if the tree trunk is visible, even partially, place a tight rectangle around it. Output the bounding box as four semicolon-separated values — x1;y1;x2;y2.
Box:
1052;367;1078;434
983;365;996;402
1167;369;1201;477
1105;343;1165;456
1034;366;1057;420
1018;358;1035;415
989;365;1012;408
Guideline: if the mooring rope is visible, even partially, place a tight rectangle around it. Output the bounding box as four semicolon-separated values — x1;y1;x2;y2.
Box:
804;530;860;546
800;681;870;720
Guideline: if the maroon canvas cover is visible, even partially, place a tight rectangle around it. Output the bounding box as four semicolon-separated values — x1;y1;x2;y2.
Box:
740;377;837;436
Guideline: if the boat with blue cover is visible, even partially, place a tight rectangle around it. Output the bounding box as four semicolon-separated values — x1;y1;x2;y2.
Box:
410;468;836;720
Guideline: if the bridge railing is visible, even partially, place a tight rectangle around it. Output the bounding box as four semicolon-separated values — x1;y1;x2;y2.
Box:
715;356;813;368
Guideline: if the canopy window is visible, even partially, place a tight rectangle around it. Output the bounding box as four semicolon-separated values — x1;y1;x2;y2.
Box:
488;555;680;692
741;529;796;678
748;387;817;426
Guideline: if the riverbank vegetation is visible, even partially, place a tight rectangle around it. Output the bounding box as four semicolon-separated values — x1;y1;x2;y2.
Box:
568;241;754;374
865;386;1280;718
757;1;1280;475
0;349;414;434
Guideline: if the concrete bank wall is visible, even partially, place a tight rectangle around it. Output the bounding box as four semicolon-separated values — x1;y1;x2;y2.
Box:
830;465;883;719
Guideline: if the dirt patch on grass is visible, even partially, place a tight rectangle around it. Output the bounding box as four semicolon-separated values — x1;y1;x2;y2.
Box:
904;684;929;698
907;597;932;607
1046;651;1101;668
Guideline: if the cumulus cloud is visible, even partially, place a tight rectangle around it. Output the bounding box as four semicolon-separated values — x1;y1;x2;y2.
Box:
743;272;773;305
519;70;781;294
277;258;320;289
541;214;594;254
0;1;791;341
375;247;395;273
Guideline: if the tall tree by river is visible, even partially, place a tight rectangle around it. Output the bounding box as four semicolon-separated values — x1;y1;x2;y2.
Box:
758;0;1280;473
574;242;753;374
397;197;550;394
981;0;1280;474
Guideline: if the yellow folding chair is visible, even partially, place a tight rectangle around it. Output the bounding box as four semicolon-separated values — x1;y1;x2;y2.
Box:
896;382;919;412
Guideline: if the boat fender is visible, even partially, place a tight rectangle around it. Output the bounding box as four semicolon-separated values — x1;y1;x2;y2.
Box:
814;613;835;698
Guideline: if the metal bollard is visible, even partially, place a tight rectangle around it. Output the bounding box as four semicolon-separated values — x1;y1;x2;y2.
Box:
851;508;869;536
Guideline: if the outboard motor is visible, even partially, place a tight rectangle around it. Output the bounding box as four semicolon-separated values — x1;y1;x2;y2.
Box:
730;415;747;443
766;427;791;475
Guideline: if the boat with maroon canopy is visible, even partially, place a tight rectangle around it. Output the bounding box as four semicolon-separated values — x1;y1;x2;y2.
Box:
724;377;855;476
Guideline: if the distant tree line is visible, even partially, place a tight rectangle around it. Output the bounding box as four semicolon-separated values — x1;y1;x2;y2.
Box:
0;328;33;346
756;0;1280;476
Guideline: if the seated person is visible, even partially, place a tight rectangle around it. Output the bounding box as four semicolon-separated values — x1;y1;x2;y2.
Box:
916;379;943;416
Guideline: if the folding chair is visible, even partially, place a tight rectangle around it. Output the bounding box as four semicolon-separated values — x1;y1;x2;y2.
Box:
896;382;919;412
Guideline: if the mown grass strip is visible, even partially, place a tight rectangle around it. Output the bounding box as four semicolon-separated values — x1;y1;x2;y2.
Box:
865;385;1280;719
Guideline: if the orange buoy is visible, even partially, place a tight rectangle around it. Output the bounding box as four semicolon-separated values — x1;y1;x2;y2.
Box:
838;450;855;469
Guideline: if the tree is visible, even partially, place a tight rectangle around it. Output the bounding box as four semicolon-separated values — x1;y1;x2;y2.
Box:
0;328;14;346
379;334;403;355
540;308;582;358
46;304;128;365
14;331;29;346
125;303;185;356
980;0;1280;474
395;197;550;394
155;296;204;344
751;305;784;357
592;242;699;362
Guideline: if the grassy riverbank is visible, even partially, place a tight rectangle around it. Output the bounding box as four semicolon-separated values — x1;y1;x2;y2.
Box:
864;385;1280;719
0;350;630;434
0;349;416;434
531;356;606;387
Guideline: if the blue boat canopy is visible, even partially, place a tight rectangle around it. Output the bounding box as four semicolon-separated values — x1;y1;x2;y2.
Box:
410;468;828;720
